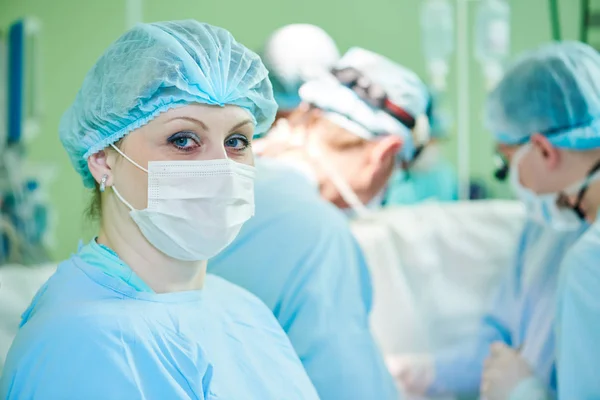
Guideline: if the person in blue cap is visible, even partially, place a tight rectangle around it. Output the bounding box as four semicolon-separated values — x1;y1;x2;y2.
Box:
482;41;600;400
256;47;432;216
0;20;319;399
388;41;599;400
209;156;399;399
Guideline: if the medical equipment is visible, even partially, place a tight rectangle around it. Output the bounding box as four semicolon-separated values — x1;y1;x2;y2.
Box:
475;0;510;91
549;0;562;41
0;31;6;154
125;0;143;29
0;18;51;265
475;0;510;88
493;151;509;181
455;0;471;200
8;18;42;144
420;0;454;93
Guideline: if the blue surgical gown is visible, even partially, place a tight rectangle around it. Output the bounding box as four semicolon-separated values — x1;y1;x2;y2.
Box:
208;158;399;400
384;160;458;206
0;241;319;399
428;220;587;397
556;219;600;399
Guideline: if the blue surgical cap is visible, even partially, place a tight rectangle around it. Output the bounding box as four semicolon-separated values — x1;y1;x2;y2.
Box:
299;47;430;162
262;24;340;112
485;41;600;149
60;20;277;188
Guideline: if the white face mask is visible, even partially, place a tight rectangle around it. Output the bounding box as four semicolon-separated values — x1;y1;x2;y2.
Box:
306;144;377;218
110;145;255;261
510;144;590;231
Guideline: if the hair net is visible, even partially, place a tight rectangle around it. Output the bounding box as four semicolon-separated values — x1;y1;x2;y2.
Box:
262;24;340;111
60;20;276;188
485;41;600;149
299;47;430;161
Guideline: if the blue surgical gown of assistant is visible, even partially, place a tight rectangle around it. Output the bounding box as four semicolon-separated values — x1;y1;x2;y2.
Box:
427;220;587;398
208;158;399;400
0;240;319;400
556;219;600;400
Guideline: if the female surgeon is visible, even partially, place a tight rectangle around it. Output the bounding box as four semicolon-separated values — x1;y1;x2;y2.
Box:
0;20;318;399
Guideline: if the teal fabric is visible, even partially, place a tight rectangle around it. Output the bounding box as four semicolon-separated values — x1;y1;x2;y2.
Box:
385;160;458;205
1;253;318;399
78;239;154;293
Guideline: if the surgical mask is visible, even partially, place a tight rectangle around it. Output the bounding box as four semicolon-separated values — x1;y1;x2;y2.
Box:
110;145;255;261
306;143;376;218
510;144;598;230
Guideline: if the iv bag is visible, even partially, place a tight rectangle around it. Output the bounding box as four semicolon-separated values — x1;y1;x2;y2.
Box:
475;0;511;90
420;0;454;91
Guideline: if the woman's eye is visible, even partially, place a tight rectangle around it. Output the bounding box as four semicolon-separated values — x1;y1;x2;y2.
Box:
168;132;200;151
225;135;250;151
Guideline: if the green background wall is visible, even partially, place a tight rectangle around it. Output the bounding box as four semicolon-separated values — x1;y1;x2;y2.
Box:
0;0;584;260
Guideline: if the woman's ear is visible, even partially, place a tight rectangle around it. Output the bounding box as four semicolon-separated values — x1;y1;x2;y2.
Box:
87;150;114;187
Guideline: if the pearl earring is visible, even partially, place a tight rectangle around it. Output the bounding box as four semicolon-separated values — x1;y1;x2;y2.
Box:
99;174;108;192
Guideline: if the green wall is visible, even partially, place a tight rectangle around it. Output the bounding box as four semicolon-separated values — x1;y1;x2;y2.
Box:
0;0;583;260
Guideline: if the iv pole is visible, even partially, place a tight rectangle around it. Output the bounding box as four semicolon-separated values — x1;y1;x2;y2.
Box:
456;0;473;200
126;0;143;29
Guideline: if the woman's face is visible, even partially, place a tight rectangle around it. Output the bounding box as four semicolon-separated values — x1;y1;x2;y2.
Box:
106;104;255;210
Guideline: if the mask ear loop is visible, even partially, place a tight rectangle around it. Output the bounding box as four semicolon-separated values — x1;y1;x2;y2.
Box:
110;143;149;173
306;142;371;219
566;159;600;220
108;143;148;212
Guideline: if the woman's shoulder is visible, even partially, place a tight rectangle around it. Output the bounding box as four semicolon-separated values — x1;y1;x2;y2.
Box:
204;274;281;322
205;274;265;305
2;301;214;400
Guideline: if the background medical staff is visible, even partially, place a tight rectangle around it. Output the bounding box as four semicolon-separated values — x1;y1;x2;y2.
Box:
481;41;600;400
256;47;431;215
388;41;596;400
261;23;340;121
209;157;399;399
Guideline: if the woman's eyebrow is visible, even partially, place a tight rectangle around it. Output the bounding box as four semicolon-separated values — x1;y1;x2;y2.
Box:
167;116;209;131
229;119;254;133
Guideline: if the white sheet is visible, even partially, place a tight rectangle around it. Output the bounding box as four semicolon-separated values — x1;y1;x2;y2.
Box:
0;263;56;373
351;200;525;355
